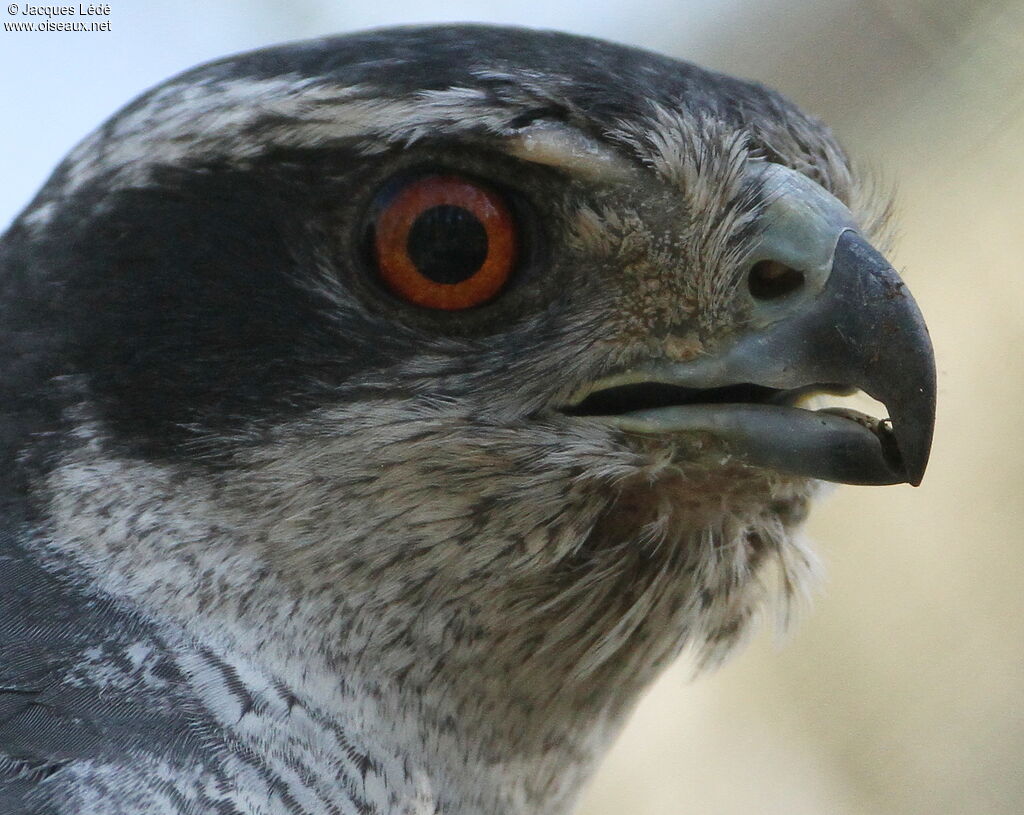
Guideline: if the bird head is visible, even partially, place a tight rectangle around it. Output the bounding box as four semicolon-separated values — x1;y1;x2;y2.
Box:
3;25;935;799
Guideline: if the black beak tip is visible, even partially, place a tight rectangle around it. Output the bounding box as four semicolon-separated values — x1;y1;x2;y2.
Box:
830;231;936;489
904;426;934;488
888;395;936;487
908;464;927;488
908;435;932;486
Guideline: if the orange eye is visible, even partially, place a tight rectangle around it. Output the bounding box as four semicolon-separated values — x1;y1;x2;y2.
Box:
372;174;518;310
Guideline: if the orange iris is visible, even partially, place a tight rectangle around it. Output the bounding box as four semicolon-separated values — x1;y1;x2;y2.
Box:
373;174;518;310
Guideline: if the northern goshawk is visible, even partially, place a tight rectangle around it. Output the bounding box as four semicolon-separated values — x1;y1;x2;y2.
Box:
0;25;935;815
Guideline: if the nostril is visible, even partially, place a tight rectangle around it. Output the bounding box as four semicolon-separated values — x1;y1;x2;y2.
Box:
748;260;805;300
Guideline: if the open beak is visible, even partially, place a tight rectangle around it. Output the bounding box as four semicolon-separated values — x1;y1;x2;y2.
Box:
561;228;936;486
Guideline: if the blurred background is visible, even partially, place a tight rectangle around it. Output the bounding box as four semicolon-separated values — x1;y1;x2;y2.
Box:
2;1;1021;813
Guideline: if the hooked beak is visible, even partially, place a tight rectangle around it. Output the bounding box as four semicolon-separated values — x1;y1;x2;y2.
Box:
561;227;936;487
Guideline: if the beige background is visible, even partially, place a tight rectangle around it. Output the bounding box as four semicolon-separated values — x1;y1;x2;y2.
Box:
3;2;1022;813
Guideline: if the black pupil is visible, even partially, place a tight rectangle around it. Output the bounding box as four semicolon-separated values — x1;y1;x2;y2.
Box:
406;205;489;284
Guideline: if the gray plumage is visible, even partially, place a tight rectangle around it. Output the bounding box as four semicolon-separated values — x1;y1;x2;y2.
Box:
0;25;935;815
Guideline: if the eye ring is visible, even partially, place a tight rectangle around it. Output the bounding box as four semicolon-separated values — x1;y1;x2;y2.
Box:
372;174;518;310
